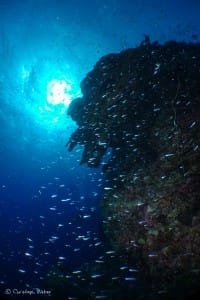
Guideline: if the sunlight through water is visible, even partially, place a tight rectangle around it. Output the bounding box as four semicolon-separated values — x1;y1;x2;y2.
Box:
19;64;81;132
47;79;72;107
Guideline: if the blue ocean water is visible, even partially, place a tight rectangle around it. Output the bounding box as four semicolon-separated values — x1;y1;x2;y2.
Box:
0;0;200;298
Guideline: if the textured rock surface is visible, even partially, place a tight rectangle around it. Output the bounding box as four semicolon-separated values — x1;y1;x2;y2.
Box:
67;39;200;296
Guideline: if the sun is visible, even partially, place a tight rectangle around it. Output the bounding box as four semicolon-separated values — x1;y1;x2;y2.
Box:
47;79;72;106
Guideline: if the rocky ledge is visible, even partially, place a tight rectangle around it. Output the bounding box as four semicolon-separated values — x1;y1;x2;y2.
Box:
67;38;200;297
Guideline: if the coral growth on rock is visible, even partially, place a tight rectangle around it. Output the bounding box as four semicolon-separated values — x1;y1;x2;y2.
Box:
67;38;200;297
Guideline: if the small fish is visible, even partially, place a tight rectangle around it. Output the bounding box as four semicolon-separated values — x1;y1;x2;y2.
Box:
94;242;102;247
50;236;59;240
189;121;196;128
49;207;56;211
73;248;80;252
120;266;128;270
125;277;136;281
91;274;102;279
83;215;91;219
105;250;115;255
24;252;32;257
164;153;174;157
148;253;158;258
58;256;66;260
129;268;138;273
61;199;71;202
27;238;33;242
18;269;26;273
72;270;82;275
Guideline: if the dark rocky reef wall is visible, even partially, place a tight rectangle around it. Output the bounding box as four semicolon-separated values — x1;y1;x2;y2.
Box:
67;39;200;296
